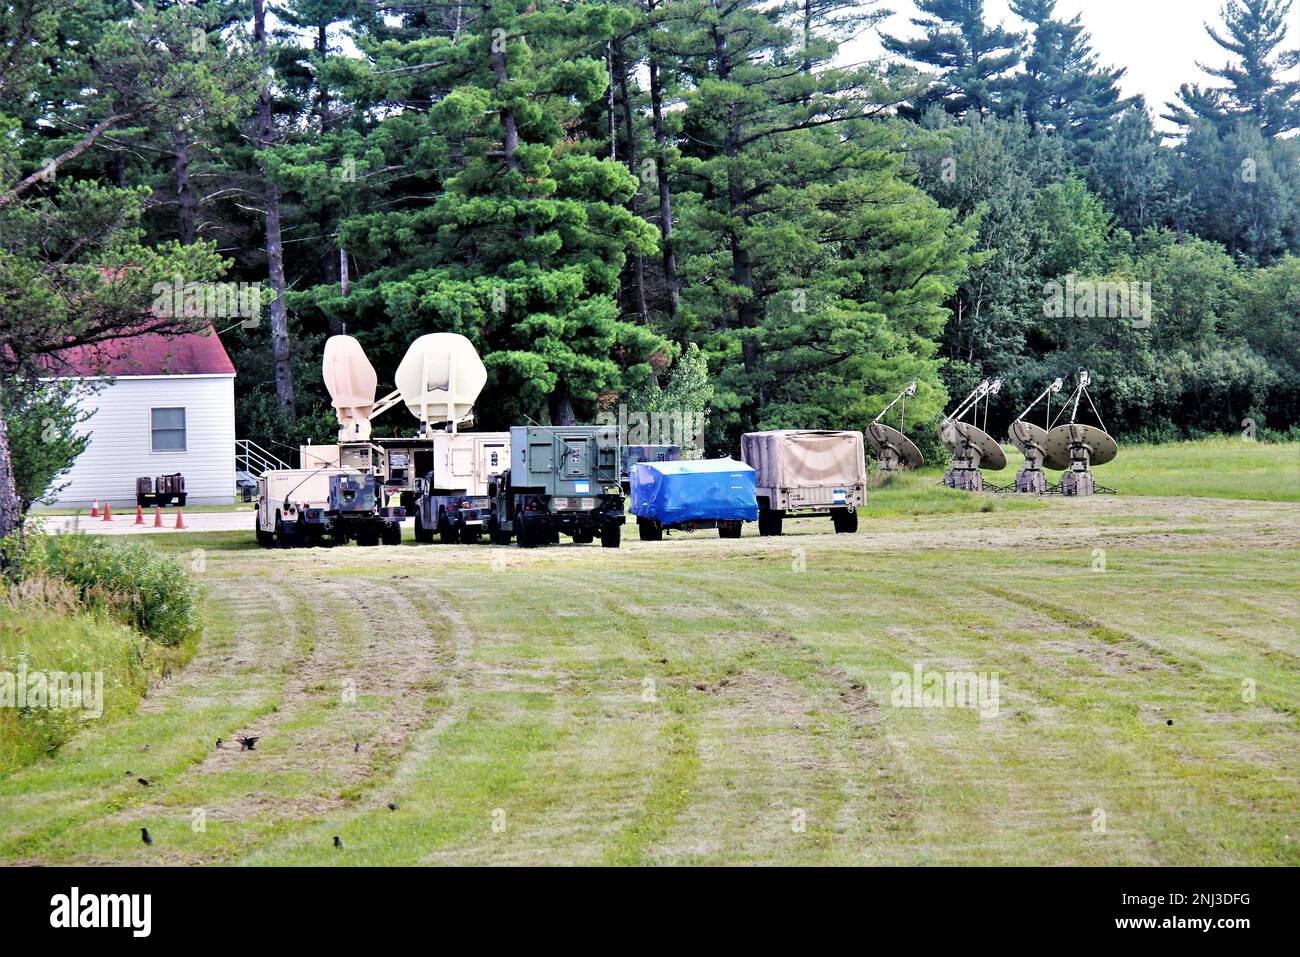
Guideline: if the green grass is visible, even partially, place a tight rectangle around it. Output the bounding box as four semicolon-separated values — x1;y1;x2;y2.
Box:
0;597;150;773
972;437;1300;502
0;438;1295;865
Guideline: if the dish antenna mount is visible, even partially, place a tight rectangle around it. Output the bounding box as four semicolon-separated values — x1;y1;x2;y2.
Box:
1007;377;1063;494
867;380;924;472
1043;369;1118;496
939;377;1006;492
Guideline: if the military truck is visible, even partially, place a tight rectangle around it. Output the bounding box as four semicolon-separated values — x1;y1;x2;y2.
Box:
740;430;866;535
256;468;404;548
412;431;510;543
487;425;624;548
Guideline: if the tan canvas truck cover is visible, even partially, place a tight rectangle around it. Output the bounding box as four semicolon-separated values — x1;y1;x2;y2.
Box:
741;430;867;508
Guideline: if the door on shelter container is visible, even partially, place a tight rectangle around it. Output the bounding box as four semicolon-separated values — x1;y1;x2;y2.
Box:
559;435;590;479
479;440;507;482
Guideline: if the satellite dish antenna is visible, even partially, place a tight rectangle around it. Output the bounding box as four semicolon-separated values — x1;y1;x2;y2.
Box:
1006;377;1062;494
394;333;488;434
867;380;924;472
938;377;1006;492
1044;369;1118;495
323;335;380;441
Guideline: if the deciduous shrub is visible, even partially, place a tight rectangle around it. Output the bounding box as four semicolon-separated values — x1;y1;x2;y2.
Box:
18;534;202;647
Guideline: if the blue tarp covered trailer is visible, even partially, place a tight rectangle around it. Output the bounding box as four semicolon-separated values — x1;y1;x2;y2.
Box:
630;458;758;540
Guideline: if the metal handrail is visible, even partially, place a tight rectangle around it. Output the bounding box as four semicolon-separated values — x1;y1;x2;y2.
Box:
236;439;290;477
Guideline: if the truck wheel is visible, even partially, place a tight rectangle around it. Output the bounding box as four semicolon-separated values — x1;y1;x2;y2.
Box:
414;512;433;544
831;508;859;534
489;516;511;546
381;523;403;546
256;515;274;548
758;507;784;537
515;514;535;548
275;515;297;549
600;524;622;548
637;518;662;542
718;521;742;539
439;516;461;545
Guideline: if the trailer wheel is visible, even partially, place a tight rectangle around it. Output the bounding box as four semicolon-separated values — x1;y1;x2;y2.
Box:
600;523;622;548
758;507;784;537
718;521;742;539
381;523;403;546
831;508;859;534
637;518;663;542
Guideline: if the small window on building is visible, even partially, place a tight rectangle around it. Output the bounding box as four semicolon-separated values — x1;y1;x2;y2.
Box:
151;407;187;452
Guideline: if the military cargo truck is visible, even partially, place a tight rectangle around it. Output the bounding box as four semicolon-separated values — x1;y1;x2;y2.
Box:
487;426;624;548
256;468;404;548
740;430;866;535
412;431;510;543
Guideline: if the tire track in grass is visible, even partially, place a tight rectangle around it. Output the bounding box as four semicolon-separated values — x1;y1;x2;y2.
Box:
613;560;916;864
33;576;448;864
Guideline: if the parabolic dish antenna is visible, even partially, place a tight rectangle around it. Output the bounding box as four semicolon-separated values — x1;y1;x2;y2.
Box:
1044;423;1117;470
944;420;1007;471
395;333;488;429
867;423;924;470
1008;420;1049;457
323;335;379;440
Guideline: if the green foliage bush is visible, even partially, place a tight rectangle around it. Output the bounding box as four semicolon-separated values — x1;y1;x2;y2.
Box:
18;534;203;647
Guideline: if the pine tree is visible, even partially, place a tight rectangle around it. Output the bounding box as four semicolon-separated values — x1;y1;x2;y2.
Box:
1166;0;1300;136
1011;0;1132;149
292;1;665;428
667;0;973;442
881;0;1024;118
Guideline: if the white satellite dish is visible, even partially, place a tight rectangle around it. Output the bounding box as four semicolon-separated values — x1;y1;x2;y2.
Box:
322;335;379;440
394;333;488;431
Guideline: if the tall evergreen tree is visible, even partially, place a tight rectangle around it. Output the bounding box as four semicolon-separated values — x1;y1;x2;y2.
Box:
1166;0;1300;136
881;0;1024;118
1011;0;1132;148
668;0;973;443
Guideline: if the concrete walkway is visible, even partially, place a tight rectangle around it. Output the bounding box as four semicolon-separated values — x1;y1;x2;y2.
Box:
37;508;260;536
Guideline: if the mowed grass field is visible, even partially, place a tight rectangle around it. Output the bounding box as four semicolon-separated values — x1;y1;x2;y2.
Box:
1;441;1296;865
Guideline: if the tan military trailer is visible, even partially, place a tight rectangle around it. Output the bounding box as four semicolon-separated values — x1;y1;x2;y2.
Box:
740;430;866;535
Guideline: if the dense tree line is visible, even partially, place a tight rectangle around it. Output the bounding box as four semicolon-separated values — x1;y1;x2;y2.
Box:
1;0;1298;534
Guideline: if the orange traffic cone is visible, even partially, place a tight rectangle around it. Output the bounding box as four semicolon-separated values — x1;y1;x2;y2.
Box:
174;508;185;530
154;507;164;528
90;499;100;518
102;502;113;521
135;505;145;525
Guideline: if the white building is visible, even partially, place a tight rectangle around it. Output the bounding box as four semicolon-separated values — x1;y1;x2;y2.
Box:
44;325;237;507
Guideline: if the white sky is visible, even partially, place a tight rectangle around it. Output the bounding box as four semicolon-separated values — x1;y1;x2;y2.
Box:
844;0;1300;132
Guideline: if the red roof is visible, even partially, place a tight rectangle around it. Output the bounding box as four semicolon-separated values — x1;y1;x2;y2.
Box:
45;324;236;377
